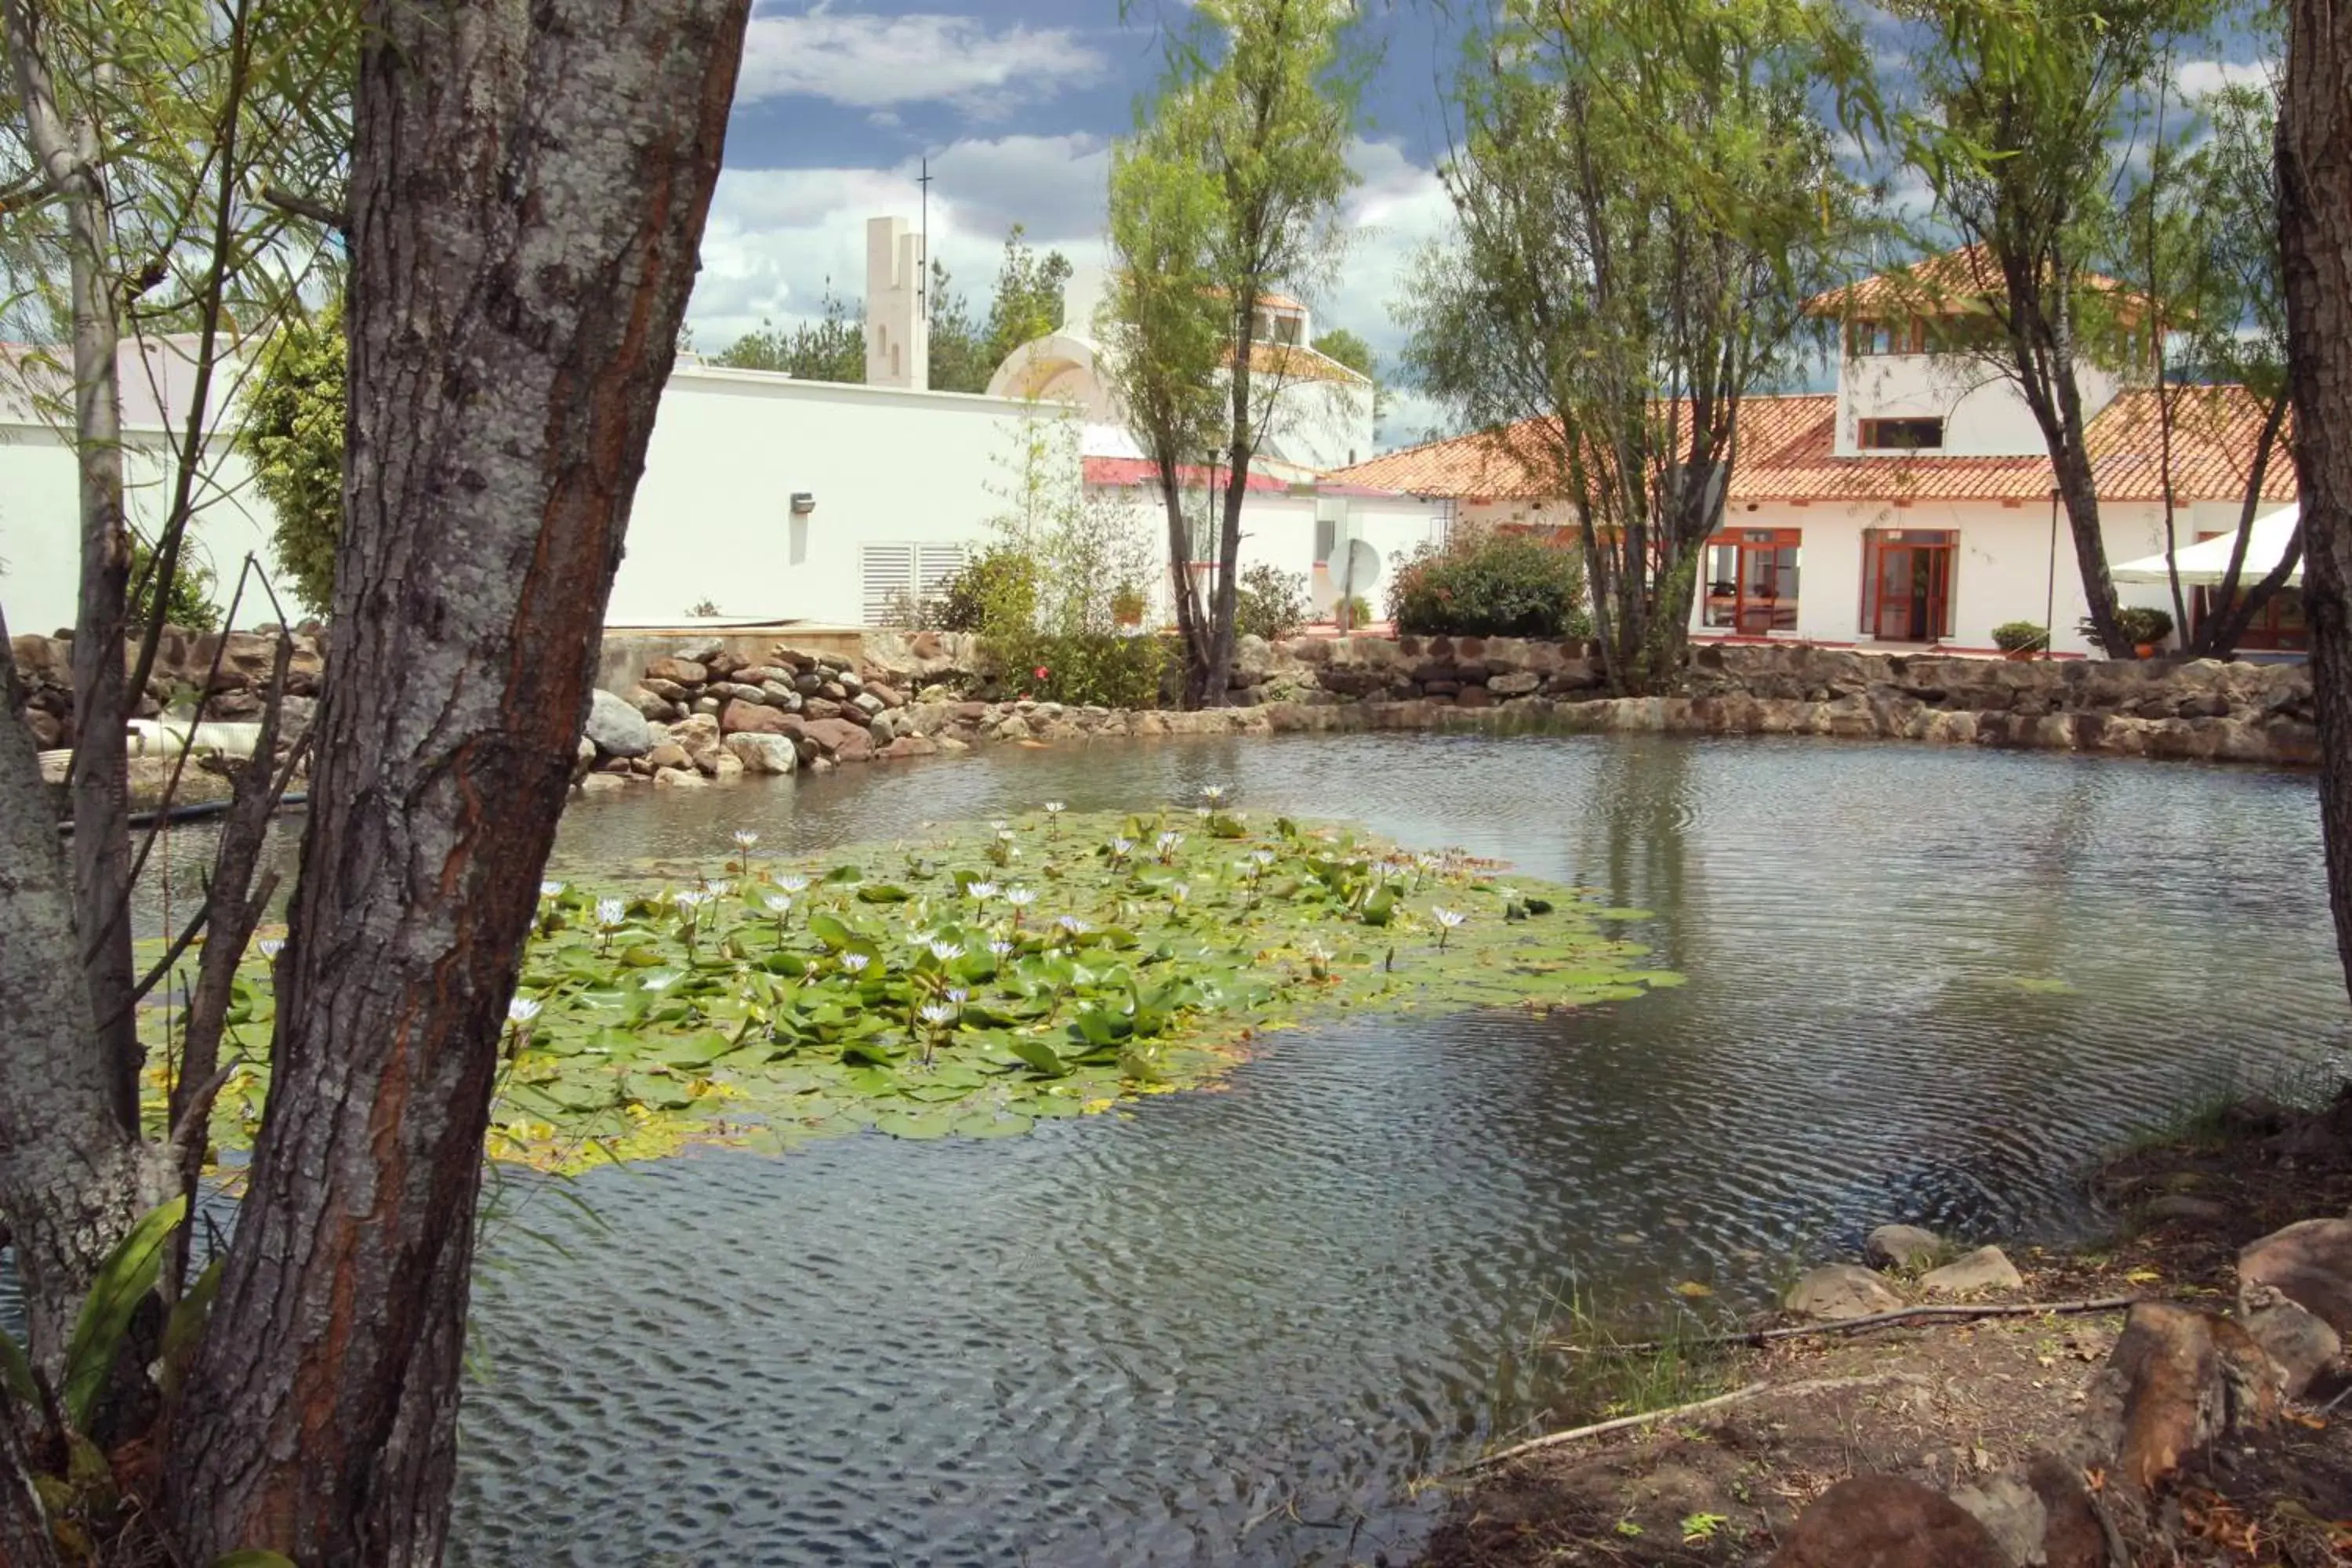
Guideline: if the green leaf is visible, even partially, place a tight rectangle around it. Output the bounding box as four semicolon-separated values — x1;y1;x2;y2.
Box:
64;1196;187;1431
808;913;855;949
0;1328;37;1410
855;884;913;903
161;1258;225;1399
1008;1039;1073;1077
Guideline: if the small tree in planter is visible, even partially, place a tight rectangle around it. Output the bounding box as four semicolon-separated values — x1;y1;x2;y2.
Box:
1991;621;2049;660
2116;606;2174;657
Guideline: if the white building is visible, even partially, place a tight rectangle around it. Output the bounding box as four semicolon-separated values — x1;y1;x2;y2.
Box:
1;216;1437;637
1328;248;2300;657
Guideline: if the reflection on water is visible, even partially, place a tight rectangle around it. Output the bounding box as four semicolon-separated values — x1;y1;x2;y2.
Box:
434;734;2339;1564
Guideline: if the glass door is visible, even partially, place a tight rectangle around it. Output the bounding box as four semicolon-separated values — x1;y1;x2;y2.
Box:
1861;530;1957;642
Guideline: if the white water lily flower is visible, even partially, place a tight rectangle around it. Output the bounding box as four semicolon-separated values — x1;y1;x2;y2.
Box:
927;939;964;963
507;996;543;1025
1200;785;1225;803
539;880;565;899
967;880;1000;901
641;971;682;991
1171;883;1190;903
840;953;871;974
996;829;1016;842
1044;801;1065;815
1433;907;1466;928
777;875;810;895
1250;849;1275;867
946;988;968;1006
674;891;710;912
596;897;626;928
1056;915;1089;935
765;894;792;916
732;829;760;851
919;1003;956;1027
1110;837;1135;856
1003;887;1036;909
702;878;731;898
989;939;1014;958
991;819;1010;832
1156;831;1183;854
258;938;285;960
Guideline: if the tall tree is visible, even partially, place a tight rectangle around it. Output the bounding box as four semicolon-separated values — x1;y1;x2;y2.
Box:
154;0;750;1557
1891;0;2212;657
927;256;993;392
1105;0;1363;707
0;0;348;1383
2119;70;2299;656
241;293;349;617
1404;0;1862;695
982;223;1073;369
713;284;864;380
1310;325;1385;419
2281;0;2352;1000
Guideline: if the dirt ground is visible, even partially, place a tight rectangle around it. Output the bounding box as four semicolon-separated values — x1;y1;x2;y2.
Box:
1414;1094;2352;1566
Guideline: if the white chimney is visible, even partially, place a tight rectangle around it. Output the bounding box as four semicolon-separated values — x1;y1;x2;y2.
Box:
865;216;928;390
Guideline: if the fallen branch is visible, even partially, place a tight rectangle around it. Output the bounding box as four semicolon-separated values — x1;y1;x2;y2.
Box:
1553;1295;2142;1355
1451;1372;1931;1475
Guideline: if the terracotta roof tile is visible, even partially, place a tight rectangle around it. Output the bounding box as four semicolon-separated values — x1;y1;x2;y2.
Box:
1321;384;2295;506
1802;244;2136;317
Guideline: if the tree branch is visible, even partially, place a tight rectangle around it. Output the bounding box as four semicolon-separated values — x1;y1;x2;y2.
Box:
260;182;347;234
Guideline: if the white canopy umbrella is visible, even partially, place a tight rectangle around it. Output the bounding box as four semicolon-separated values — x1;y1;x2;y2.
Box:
2111;506;2302;587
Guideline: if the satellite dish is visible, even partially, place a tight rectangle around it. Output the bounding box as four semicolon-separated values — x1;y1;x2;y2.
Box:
1340;539;1383;596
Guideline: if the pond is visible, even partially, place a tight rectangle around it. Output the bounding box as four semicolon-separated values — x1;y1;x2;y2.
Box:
429;731;2344;1566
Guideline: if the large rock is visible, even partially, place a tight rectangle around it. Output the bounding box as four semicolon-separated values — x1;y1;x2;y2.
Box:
1784;1263;1904;1322
2240;1218;2352;1337
2244;1299;2339;1399
1770;1475;2006;1568
584;688;653;758
644;741;689;772
801;717;874;762
724;733;798;775
1918;1246;2024;1297
722;699;793;736
1864;1224;1945;1272
644;656;709;686
670;713;723;772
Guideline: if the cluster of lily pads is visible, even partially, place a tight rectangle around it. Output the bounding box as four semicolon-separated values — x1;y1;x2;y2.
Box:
143;793;1681;1171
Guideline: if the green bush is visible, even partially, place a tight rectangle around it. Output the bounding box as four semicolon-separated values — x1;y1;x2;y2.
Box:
1388;530;1591;638
239;300;346;618
127;529;220;633
988;631;1171;708
1235;562;1310;641
930;546;1037;633
2116;605;2174;647
1991;620;2048;652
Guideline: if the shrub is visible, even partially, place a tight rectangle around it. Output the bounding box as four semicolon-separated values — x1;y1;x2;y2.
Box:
1388;530;1591;638
1341;595;1374;628
1991;620;2048;653
239;300;346;618
128;529;221;633
1234;562;1310;642
988;630;1171;709
931;546;1037;633
2116;605;2174;647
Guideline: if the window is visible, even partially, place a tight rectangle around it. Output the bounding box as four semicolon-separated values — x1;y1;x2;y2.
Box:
1847;317;1926;357
1860;528;1957;641
1702;528;1802;633
860;543;968;626
1858;417;1945;452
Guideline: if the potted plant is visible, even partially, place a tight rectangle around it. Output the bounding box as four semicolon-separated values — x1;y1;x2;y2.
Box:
1991;621;2048;661
1111;583;1147;630
2115;605;2173;658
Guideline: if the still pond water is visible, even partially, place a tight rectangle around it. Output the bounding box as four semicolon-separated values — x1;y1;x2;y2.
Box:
446;733;2346;1566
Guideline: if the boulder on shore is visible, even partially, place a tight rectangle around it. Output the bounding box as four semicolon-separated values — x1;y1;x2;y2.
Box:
1864;1223;1945;1272
1784;1263;1904;1322
1918;1246;2024;1297
1770;1475;2005;1568
724;733;797;775
584;688;653;759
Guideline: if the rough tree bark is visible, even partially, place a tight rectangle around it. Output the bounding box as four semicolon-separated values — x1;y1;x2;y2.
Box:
2281;0;2352;999
160;0;750;1559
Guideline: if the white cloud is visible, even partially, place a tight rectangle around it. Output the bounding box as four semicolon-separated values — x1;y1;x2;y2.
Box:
2175;58;2277;99
686;135;1114;347
737;10;1109;115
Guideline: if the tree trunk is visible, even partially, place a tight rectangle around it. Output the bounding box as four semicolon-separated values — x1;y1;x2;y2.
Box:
160;0;750;1559
2282;0;2352;1003
0;605;147;1383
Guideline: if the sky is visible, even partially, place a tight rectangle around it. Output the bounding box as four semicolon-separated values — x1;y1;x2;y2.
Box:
683;0;1470;442
684;0;2279;449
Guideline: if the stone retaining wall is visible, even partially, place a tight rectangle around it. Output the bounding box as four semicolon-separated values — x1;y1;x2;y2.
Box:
586;630;2317;786
9;627;327;751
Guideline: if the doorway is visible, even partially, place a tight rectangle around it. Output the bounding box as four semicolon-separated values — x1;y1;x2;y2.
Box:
1860;529;1956;642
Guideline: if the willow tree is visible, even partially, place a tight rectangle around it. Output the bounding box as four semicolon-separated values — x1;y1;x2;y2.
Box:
1890;0;2215;657
1102;0;1362;707
1403;0;1863;697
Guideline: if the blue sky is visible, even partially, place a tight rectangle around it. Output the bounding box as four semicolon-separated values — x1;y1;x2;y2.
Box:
684;0;1468;437
684;0;2276;446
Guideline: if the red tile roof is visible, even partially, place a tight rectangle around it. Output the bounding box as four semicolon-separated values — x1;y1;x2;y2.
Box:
1083;456;1298;494
1802;244;2138;318
1323;386;2295;506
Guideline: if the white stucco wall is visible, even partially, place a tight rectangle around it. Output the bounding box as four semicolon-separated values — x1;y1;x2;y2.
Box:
612;365;1065;626
0;423;286;637
1835;352;2125;458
